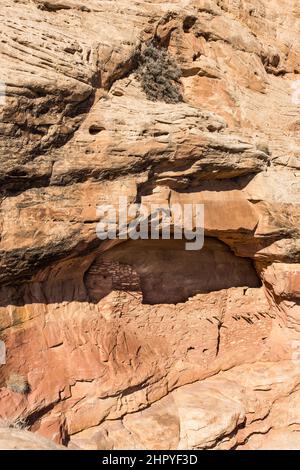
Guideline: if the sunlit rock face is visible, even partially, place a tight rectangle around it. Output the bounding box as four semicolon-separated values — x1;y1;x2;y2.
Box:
0;0;299;450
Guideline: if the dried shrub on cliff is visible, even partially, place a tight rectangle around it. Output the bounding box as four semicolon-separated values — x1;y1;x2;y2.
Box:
136;43;183;104
0;417;27;430
6;374;30;395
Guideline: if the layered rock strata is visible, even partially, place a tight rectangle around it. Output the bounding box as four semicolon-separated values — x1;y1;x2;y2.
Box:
0;0;299;450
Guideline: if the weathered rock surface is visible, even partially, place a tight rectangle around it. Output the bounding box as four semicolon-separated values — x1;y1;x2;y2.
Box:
0;423;64;450
0;0;299;450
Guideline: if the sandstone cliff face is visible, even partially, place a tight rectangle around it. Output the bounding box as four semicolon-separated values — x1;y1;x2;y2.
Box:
0;422;64;450
0;0;299;450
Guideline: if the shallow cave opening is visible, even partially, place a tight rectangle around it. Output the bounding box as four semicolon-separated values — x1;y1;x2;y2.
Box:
88;125;105;135
85;237;261;305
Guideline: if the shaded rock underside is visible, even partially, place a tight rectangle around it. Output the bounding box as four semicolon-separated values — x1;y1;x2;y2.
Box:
0;0;299;450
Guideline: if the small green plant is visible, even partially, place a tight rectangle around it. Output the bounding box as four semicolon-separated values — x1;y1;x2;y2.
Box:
6;374;30;395
136;43;183;104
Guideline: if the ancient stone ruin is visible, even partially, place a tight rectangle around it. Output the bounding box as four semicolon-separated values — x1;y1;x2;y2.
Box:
0;0;299;451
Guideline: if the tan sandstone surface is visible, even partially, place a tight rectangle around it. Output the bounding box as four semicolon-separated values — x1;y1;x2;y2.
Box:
0;423;65;450
0;0;299;450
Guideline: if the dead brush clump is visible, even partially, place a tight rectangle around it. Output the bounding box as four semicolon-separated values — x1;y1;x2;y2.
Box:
0;417;27;430
6;373;30;395
136;43;183;104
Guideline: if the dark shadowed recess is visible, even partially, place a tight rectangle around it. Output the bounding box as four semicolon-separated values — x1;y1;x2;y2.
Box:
85;238;261;305
0;237;261;309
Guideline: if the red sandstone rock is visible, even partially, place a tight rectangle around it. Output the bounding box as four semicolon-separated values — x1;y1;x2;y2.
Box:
0;0;299;450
